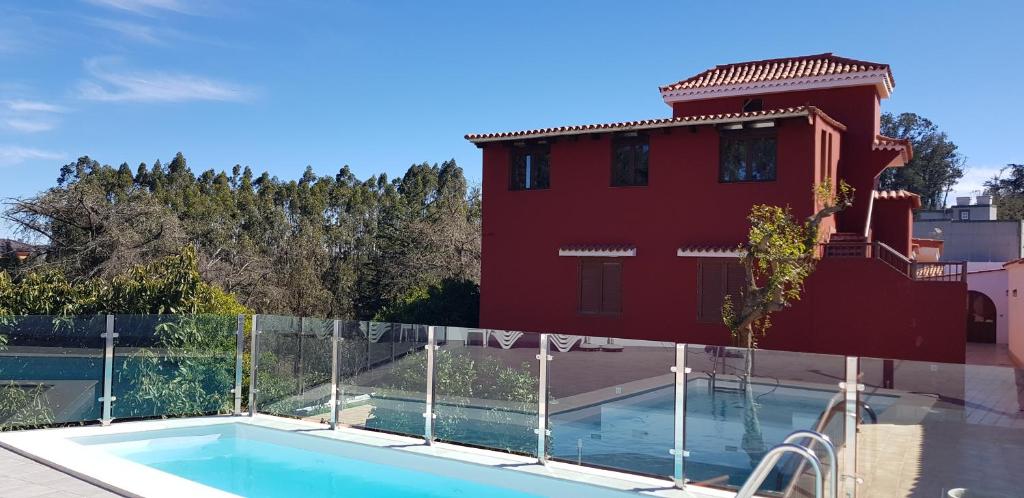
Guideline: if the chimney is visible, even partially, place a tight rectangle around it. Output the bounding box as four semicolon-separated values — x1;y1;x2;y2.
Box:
956;196;972;206
976;195;992;205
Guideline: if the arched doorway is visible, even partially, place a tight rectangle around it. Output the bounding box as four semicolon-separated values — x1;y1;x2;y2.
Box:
966;291;997;343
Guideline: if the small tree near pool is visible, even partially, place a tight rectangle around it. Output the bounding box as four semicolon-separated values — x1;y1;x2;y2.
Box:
722;181;854;351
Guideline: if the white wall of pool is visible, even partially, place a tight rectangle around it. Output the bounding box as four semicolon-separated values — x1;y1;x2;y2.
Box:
0;415;739;498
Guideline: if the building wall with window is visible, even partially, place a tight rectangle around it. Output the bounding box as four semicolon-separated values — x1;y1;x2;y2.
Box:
469;54;966;363
478;115;831;343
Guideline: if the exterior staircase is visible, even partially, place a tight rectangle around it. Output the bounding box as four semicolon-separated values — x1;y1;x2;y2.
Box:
822;233;967;282
822;232;869;257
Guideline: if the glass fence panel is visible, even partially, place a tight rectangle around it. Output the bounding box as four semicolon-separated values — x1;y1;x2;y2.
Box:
337;321;429;437
0;315;105;429
547;336;675;477
112;315;236;420
684;345;845;493
433;327;539;454
255;315;333;423
857;357;1024;498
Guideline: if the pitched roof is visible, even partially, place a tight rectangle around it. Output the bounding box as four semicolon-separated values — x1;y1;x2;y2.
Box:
873;190;922;209
0;239;35;254
872;134;914;166
465;106;845;144
660;53;895;102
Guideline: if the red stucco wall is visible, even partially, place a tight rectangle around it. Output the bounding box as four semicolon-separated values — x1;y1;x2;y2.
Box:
672;86;885;236
873;198;915;257
478;84;966;364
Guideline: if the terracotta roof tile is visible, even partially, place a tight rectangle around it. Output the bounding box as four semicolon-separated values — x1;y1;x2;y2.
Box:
660;53;894;93
466;106;845;143
873;189;922;209
558;244;636;257
677;245;746;257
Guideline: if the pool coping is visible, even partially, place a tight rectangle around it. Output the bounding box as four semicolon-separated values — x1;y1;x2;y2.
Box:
0;414;742;498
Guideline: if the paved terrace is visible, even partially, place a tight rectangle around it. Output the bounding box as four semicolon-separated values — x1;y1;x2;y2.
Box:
0;445;120;497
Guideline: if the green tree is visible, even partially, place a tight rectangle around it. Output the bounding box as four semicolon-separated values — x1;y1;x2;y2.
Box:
722;181;854;350
983;163;1024;220
878;112;965;210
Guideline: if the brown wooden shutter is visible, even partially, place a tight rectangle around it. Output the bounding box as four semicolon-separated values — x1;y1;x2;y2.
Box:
725;262;746;307
601;261;622;313
698;261;725;322
579;259;603;313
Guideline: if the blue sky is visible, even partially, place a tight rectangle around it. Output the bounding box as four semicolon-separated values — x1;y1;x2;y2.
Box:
0;0;1021;237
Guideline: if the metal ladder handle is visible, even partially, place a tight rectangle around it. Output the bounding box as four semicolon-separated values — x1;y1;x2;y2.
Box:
735;444;824;498
783;430;837;498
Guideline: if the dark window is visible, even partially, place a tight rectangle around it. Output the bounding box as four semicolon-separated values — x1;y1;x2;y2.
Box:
697;260;745;323
611;135;649;187
959;210;970;221
742;98;763;113
819;130;828;183
509;144;550;190
719;129;777;182
579;258;622;314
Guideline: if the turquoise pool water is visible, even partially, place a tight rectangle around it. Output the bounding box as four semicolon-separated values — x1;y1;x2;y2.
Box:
75;424;640;498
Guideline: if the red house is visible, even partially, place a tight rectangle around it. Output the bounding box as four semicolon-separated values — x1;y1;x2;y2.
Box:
466;54;967;363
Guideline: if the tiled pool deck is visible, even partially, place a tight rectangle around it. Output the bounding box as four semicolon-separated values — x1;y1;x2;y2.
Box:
0;445;121;498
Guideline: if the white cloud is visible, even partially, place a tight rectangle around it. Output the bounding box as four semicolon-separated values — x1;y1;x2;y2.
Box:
5;99;65;113
0;145;63;167
88;18;161;44
0;99;65;133
83;0;192;15
77;57;255;103
4;119;56;133
946;165;1004;205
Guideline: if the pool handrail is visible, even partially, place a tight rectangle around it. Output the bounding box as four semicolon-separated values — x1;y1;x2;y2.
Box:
735;443;824;498
782;430;837;498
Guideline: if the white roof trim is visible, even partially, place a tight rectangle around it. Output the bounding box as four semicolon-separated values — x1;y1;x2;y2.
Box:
677;248;746;258
558;247;636;257
661;70;893;106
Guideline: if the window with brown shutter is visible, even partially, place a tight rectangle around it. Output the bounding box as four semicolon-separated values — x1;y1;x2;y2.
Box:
697;259;745;323
579;258;622;314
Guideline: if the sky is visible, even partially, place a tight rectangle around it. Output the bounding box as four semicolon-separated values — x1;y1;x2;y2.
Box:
0;0;1022;237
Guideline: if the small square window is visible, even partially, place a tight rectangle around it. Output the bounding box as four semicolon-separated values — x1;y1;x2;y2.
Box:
719;129;777;182
742;98;763;113
509;144;550;191
959;210;970;221
611;135;649;187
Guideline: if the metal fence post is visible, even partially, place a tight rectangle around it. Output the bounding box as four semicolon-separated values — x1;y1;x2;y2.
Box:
671;343;690;488
248;314;260;417
330;319;340;430
423;325;436;444
842;356;861;498
535;333;551;463
99;314;116;426
233;315;245;415
297;317;305;395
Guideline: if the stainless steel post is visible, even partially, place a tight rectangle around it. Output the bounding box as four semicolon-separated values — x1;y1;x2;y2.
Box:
423;325;436;444
842;356;861;498
233;315;245;415
671;343;690;488
330;319;340;430
535;334;551;463
248;314;260;417
99;315;116;426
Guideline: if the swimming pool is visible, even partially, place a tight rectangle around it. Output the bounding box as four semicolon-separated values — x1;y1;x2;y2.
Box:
0;416;726;498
